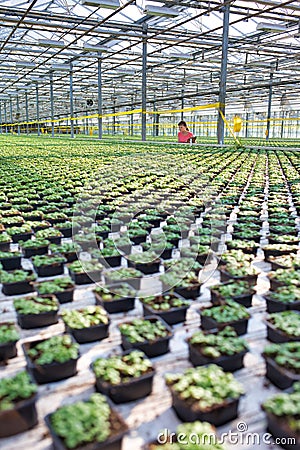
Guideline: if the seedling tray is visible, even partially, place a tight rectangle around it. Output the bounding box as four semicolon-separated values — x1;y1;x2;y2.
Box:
0;394;38;438
65;320;110;344
0;255;22;271
120;316;173;358
0;339;18;362
170;389;240;426
142;299;190;325
264;356;300;389
22;336;79;384
264;411;300;450
265;317;300;343
264;294;300;313
17;309;59;329
200;311;249;336
188;341;247;372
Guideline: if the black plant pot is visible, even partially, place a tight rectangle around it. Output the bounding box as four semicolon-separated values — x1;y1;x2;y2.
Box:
57;225;72;238
200;312;249;336
219;268;258;287
69;269;102;285
22;339;79;384
264;412;300;450
264;248;298;260
210;286;255;308
130;234;148;245
265;319;300;343
93;358;155;403
65;320;110;344
188;341;247;372
2;272;35;296
102;254;122;268
45;406;128;450
142;300;190;325
94;287;135;314
17;309;59;329
175;283;201;300
47;235;62;245
120;316;173;358
170;390;240;426
0;241;11;252
55;287;75;304
0;339;18;361
104;274;141;291
264;294;300;313
0;255;22;270
264;356;300;389
34;262;65;278
23;245;49;258
0;394;38;438
11;231;33;243
128;259;161;275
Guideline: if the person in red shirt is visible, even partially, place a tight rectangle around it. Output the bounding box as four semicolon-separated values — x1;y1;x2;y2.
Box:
178;120;195;143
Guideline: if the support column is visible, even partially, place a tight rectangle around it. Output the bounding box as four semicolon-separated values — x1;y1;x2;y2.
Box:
141;23;148;141
70;63;74;139
36;84;40;136
266;71;273;141
50;71;55;137
25;92;29;135
16;94;20;136
130;97;134;136
97;53;103;139
245;112;249;138
181;88;184;121
9;96;13;133
217;2;230;145
4;101;7;134
112;100;116;135
281;110;285;139
0;102;2;134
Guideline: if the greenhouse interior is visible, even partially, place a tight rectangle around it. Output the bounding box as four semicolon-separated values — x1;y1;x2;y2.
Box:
0;1;300;450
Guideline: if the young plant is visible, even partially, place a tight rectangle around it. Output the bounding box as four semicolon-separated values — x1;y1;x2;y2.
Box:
93;350;153;385
119;318;170;343
0;322;20;344
0;371;37;411
13;296;58;315
27;335;79;365
61;306;109;329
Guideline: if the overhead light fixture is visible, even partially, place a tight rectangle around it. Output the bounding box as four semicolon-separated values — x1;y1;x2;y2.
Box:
82;44;109;52
144;4;180;17
38;39;66;48
256;22;286;32
16;61;36;68
81;0;120;9
51;63;70;71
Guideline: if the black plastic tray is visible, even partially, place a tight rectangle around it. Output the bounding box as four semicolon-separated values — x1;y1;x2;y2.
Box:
265;317;300;343
35;263;65;278
0;394;38;438
23;245;49;258
22;336;79;384
94;360;155;404
69;269;102;285
0;339;18;361
94;286;135;314
188;342;247;372
200;312;249;336
120;316;173;358
45;403;128;450
170;389;240;426
264;294;300;313
2;271;35;296
128;259;161;275
219;268;258;287
175;283;201;299
264;356;300;389
66;321;110;344
17;308;59;329
142;300;190;325
264;411;300;450
0;255;22;271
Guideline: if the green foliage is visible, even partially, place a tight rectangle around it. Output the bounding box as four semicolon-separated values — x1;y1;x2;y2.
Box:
27;335;79;365
62;306;109;329
68;259;103;273
263;342;300;374
36;276;74;294
94;283;135;301
189;327;248;358
0;371;37;411
119;318;169;343
267;311;300;337
201;300;250;323
0;269;36;283
14;296;58;315
141;293;190;311
106;267;142;281
262;383;300;431
51;393;111;449
166;364;244;410
32;254;67;267
0;322;19;344
93;350;153;385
